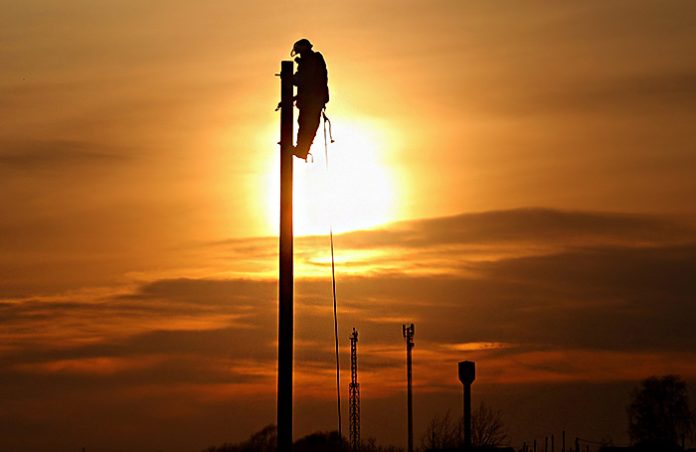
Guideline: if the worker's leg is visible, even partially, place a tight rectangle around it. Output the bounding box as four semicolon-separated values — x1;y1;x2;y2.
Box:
294;103;323;159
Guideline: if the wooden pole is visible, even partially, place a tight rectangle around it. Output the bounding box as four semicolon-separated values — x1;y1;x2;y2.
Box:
277;59;294;452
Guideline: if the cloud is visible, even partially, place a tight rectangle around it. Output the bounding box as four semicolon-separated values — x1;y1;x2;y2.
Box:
1;208;696;450
335;208;695;248
0;139;127;172
213;208;696;279
3;209;695;385
124;277;275;307
464;70;696;118
339;245;696;353
553;71;696;114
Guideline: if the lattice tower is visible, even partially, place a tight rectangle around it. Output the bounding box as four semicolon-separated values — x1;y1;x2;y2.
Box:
349;328;360;451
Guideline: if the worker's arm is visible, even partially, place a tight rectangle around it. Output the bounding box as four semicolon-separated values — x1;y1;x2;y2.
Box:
292;57;304;86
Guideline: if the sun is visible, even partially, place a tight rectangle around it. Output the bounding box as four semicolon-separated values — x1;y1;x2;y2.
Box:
264;117;398;236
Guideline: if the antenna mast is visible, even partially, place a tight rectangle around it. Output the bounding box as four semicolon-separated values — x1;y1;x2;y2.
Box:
349;328;361;451
403;323;415;452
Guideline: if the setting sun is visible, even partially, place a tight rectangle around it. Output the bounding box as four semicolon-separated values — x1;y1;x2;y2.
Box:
264;116;398;236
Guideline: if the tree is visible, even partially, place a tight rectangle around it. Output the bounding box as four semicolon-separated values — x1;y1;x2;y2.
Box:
358;437;404;452
627;375;694;450
204;426;403;452
471;403;508;448
203;424;275;452
246;424;276;452
421;411;461;451
421;403;508;451
293;430;345;452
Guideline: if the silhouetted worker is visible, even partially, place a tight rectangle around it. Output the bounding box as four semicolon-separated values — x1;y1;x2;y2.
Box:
290;38;329;160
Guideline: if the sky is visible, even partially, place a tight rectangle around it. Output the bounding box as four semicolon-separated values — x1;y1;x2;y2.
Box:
1;0;696;451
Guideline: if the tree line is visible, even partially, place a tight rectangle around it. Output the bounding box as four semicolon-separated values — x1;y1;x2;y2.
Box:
204;375;694;452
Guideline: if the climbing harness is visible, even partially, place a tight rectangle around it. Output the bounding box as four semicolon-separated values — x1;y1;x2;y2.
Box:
323;109;342;439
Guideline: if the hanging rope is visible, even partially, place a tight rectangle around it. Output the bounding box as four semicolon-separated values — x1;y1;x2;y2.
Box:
323;109;341;439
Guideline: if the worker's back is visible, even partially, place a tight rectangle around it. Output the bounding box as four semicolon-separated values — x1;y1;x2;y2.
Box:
295;51;329;107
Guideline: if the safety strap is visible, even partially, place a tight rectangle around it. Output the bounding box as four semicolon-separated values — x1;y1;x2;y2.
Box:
323;109;335;144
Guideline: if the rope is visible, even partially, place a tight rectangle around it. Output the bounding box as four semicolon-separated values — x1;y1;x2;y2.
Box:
323;110;342;439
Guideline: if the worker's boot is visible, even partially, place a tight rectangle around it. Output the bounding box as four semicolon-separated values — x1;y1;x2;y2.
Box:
292;144;310;160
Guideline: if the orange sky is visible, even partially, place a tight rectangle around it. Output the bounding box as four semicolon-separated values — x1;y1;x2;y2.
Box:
1;1;696;451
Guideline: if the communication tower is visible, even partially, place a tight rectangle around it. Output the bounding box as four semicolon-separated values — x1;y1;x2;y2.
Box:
349;328;361;451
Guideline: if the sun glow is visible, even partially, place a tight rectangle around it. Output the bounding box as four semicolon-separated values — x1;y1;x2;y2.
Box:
264;117;398;236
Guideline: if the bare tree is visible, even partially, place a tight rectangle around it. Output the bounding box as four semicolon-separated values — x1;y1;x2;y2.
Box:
421;403;508;451
359;437;404;452
421;411;462;451
471;402;508;448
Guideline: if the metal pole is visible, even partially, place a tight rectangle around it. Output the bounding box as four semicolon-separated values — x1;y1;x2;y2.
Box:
403;324;415;452
349;329;360;451
407;330;413;452
464;382;471;449
277;59;294;452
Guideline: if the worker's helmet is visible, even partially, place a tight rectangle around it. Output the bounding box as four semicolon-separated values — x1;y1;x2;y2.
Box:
291;38;313;57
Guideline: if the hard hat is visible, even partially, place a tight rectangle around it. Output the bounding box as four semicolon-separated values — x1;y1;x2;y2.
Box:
291;38;313;57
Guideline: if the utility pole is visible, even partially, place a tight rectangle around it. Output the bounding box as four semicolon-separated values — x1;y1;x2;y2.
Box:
277;59;294;452
458;361;475;450
403;324;415;452
349;328;360;451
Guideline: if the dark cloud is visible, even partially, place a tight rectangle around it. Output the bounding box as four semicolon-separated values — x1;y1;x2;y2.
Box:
345;244;696;352
124;277;275;306
214;210;696;282
331;208;695;249
556;72;696;114
468;71;696;118
0;139;127;172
